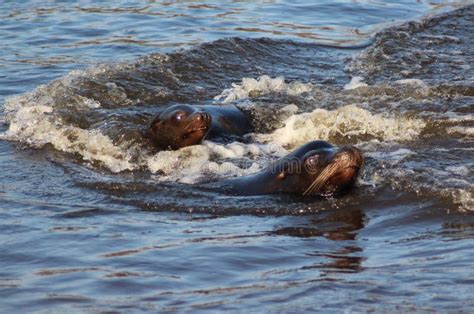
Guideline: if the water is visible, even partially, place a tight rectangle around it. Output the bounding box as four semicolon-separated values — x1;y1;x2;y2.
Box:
1;0;473;312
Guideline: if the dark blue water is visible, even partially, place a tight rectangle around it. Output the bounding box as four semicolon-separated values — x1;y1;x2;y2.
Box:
1;1;473;312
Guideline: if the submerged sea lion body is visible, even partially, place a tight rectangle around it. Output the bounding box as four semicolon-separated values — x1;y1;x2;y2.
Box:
221;140;364;197
147;104;252;150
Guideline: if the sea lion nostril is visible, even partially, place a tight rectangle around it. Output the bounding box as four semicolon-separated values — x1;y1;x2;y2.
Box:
196;112;210;123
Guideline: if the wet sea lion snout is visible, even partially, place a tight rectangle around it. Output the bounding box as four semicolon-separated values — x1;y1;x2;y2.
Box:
147;105;212;150
303;146;363;196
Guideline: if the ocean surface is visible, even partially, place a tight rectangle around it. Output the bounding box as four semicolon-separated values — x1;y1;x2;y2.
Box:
1;0;473;312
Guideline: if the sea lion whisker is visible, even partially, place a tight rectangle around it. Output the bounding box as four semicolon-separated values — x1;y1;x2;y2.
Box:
305;153;362;196
303;171;325;196
303;177;325;196
303;174;323;196
308;161;342;195
303;162;338;196
310;172;332;193
302;172;319;195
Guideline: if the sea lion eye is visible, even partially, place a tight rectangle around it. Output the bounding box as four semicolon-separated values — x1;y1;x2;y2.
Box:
308;155;319;164
173;111;186;122
305;155;320;172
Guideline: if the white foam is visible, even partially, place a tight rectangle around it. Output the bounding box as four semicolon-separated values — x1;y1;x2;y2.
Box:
447;126;474;137
147;145;212;182
146;141;285;183
214;75;313;103
344;76;368;90
2;74;297;177
256;104;426;148
394;79;429;89
446;165;471;176
451;189;474;212
1;104;135;173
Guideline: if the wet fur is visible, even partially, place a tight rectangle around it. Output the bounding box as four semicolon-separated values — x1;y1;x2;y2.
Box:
222;141;363;197
147;104;252;150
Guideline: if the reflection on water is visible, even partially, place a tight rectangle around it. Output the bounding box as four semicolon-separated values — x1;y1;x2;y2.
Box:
273;207;366;274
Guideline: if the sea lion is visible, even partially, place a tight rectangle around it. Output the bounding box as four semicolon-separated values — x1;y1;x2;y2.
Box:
146;104;252;150
221;140;364;197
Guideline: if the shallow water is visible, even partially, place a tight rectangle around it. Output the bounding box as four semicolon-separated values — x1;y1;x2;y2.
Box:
1;1;474;312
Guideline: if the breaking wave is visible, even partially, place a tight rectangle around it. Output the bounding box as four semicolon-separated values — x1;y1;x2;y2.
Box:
1;5;473;211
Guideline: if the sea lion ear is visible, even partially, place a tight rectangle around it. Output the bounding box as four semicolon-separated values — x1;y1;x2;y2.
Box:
149;113;162;125
276;172;287;180
147;118;162;138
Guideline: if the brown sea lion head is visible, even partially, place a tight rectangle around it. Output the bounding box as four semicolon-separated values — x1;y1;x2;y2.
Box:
224;141;364;197
259;141;364;196
147;104;211;150
299;144;364;196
